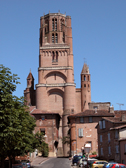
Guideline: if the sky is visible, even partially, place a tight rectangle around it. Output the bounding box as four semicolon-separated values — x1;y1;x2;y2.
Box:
1;0;126;110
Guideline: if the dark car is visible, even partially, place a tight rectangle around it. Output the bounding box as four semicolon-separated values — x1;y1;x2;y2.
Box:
21;161;27;168
12;164;23;168
21;160;31;168
72;155;82;165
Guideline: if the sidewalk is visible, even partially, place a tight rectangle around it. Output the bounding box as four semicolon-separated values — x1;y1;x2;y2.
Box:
31;156;49;167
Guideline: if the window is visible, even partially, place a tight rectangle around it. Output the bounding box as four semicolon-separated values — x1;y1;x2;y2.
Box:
84;75;86;81
55;19;57;31
88;75;89;81
52;33;54;43
52;19;54;31
52;51;55;62
52;18;57;31
125;144;126;153
60;19;64;31
52;51;58;63
93;106;98;109
122;160;125;164
115;130;118;139
84;84;86;88
54;74;56;80
56;51;58;62
80;117;84;123
63;32;65;43
100;135;102;142
108;133;110;142
78;128;83;137
99;120;105;129
41;115;45;120
40;128;45;135
116;145;119;153
52;33;58;43
99;121;102;129
89;116;93;123
55;33;58;43
101;148;103;155
103;120;105;129
108;146;111;155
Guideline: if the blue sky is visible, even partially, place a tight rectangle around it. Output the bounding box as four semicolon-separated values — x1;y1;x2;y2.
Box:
1;0;126;110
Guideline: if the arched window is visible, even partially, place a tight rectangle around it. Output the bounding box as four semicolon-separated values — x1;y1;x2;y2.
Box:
55;33;58;43
52;19;54;31
54;74;56;80
56;51;58;62
63;32;65;43
88;75;89;81
84;75;86;81
52;51;55;62
61;19;64;31
55;19;57;31
52;33;54;43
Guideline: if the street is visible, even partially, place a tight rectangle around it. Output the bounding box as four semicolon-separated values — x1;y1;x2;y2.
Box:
33;157;76;168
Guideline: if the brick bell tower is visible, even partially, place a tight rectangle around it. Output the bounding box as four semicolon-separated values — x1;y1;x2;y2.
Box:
36;12;76;156
24;70;36;106
81;63;91;111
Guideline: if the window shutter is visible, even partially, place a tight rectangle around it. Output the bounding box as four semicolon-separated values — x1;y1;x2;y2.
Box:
103;120;105;129
116;145;119;153
125;144;126;153
78;128;83;137
99;121;102;129
101;148;103;155
100;135;102;142
108;146;111;155
108;133;110;141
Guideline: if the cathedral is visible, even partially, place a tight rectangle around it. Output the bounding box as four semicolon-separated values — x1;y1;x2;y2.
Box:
24;12;113;157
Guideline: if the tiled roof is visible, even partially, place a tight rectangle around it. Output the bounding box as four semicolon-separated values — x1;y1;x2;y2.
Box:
81;63;89;74
30;107;60;115
119;138;126;141
110;124;126;130
27;71;34;79
68;110;114;118
102;116;126;123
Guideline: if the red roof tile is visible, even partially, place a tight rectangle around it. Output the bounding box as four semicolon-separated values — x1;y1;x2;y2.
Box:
68;110;114;118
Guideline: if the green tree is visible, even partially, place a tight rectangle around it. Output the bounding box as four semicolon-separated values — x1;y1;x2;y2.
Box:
34;132;49;157
0;65;36;168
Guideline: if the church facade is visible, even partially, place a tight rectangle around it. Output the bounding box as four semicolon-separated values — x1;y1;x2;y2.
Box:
24;12;113;157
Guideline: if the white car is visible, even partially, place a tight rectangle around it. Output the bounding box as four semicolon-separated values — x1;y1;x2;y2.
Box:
78;158;98;167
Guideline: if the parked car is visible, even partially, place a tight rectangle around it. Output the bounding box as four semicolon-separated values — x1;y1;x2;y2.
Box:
110;163;126;168
92;160;108;168
103;162;117;168
78;157;97;167
72;155;82;165
21;160;31;168
88;158;98;168
21;161;28;168
77;157;88;167
12;164;23;168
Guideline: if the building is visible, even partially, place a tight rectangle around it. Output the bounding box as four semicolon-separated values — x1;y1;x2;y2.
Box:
119;138;126;164
68;102;114;156
96;111;126;162
24;12;115;157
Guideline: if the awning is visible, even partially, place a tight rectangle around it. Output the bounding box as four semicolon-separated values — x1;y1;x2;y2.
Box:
85;143;91;148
